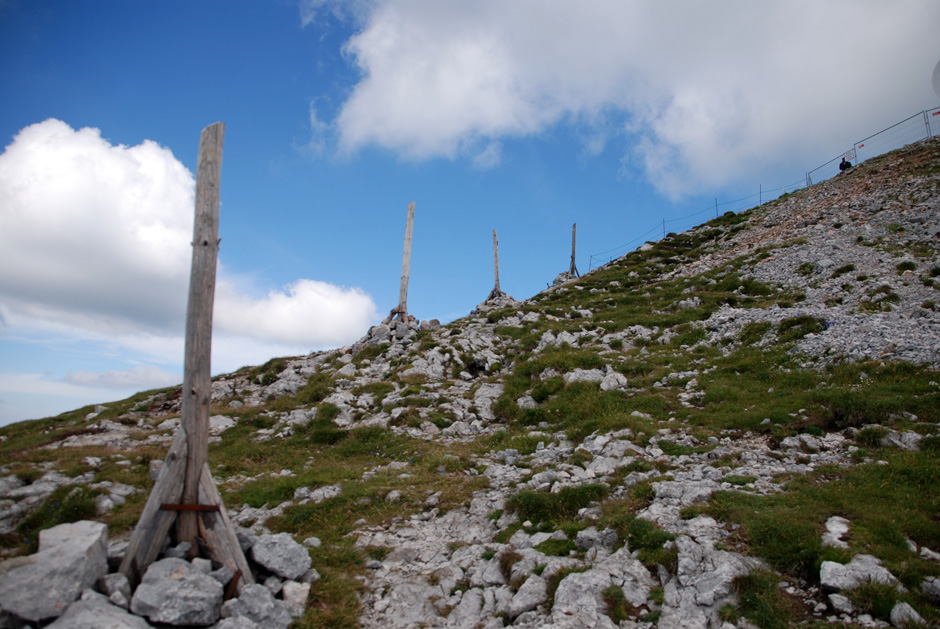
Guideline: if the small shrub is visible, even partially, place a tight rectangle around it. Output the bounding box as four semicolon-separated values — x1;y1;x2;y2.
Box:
919;435;940;451
855;426;889;448
604;585;633;623
316;402;341;423
896;261;917;274
297;372;332;405
777;316;824;342
738;321;772;345
846;582;901;621
724;475;757;486
498;549;522;582
534;537;577;557
734;570;804;629
506;484;607;525
17;486;99;552
830;264;856;278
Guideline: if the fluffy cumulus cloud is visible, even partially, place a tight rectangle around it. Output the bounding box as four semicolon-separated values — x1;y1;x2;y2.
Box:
215;278;377;348
0;119;378;396
0;118;194;334
305;0;940;197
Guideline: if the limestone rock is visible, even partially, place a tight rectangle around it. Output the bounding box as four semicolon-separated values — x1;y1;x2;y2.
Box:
600;371;628;391
551;569;618;629
250;533;312;580
44;597;152;629
509;575;547;619
563;368;605;385
0;520;108;622
820;554;898;591
96;573;132;603
889;601;924;626
822;516;851;549
281;580;311;618
130;558;223;626
212;618;259;629
923;576;940;603
221;584;292;629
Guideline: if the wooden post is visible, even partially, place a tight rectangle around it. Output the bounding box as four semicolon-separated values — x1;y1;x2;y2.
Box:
120;122;253;592
493;229;501;293
396;202;415;320
568;223;579;278
178;122;224;550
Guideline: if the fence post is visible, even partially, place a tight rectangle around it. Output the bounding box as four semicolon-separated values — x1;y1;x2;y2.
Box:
178;122;224;550
120;122;253;593
925;110;932;139
397;202;415;320
492;229;500;293
569;223;579;277
715;198;718;218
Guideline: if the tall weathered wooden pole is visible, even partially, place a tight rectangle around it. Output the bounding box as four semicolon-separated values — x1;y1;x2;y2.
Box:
492;229;501;294
120;122;253;592
396;202;415;320
569;223;579;278
178;122;224;549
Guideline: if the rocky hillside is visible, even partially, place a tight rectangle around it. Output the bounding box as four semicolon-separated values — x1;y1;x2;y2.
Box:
1;138;939;629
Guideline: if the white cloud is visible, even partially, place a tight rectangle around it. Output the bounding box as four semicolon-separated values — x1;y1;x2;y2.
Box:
472;142;502;171
0;119;379;386
64;365;181;389
0;373;115;399
215;278;378;348
0;118;193;334
299;0;374;28
308;0;940;197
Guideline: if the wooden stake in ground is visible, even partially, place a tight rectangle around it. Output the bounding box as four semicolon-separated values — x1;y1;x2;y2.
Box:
486;229;505;302
385;202;415;323
569;223;580;278
178;122;223;550
493;229;501;294
119;122;252;592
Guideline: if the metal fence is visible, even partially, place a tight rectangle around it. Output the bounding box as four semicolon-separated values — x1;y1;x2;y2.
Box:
588;106;940;271
807;107;940;185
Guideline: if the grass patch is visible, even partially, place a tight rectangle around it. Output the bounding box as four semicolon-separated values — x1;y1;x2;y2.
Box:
733;569;806;629
830;264;856;278
706;449;940;585
738;321;772;345
506;484;607;525
16;485;100;552
777;315;824;342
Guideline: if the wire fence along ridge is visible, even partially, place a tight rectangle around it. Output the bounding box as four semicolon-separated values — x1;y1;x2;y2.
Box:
588;106;940;271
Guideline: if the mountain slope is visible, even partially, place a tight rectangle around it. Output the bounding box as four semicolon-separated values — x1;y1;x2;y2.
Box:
1;138;939;628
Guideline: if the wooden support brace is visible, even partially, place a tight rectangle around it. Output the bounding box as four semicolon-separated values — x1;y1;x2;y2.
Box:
119;429;187;587
160;504;221;512
197;463;254;592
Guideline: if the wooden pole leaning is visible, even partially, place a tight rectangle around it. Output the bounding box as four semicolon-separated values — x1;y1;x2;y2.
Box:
396;202;415;321
493;230;501;294
485;229;505;302
119;122;253;592
569;223;579;278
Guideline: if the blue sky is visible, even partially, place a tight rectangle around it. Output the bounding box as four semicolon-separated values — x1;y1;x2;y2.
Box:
1;0;938;426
